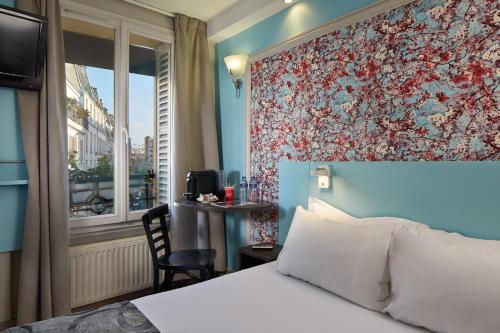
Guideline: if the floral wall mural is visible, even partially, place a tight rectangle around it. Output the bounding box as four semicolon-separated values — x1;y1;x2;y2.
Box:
249;0;500;242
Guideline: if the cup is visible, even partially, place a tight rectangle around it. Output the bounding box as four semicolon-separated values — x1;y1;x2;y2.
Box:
224;187;235;201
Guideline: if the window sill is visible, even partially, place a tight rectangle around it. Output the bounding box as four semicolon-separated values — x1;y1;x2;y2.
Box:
69;217;168;246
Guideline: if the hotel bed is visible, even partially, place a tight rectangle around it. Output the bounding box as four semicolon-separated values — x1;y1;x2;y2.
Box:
4;262;428;333
133;262;428;333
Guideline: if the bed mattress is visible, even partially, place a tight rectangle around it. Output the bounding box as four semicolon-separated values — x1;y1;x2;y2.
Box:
133;262;428;333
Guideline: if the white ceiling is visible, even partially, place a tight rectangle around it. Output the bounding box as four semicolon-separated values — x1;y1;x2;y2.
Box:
124;0;241;21
123;0;295;43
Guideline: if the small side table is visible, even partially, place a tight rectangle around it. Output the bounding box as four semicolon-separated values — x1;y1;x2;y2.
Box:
239;243;283;270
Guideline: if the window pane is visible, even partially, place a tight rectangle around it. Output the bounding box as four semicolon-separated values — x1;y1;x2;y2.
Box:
63;17;115;218
128;33;170;212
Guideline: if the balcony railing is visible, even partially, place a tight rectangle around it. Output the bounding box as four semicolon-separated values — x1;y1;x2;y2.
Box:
68;109;89;130
69;174;155;218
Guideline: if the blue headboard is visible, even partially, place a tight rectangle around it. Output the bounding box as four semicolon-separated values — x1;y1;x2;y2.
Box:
278;161;500;244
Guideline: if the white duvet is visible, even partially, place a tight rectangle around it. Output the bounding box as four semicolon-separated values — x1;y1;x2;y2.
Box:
133;263;428;333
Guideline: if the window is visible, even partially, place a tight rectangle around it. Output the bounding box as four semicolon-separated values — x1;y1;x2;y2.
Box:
63;4;173;226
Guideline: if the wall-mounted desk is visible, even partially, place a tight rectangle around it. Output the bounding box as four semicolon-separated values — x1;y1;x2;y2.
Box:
174;199;274;273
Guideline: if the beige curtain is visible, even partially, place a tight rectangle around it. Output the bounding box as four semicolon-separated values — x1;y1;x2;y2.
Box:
172;15;226;271
15;0;70;324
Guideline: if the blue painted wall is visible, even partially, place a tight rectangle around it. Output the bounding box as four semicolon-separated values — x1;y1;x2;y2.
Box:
279;161;500;244
0;0;28;252
215;0;378;269
0;87;27;252
0;0;14;7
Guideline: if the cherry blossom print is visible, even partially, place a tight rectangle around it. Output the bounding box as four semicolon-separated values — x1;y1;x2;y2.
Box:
249;0;500;242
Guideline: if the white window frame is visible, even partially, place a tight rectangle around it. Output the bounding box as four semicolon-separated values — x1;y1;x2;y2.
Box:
62;0;174;228
123;22;174;222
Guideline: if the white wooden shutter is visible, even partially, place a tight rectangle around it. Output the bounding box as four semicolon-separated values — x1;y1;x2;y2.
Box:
156;44;171;205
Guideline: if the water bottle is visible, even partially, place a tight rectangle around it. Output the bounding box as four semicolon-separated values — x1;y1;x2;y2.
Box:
239;176;248;202
249;176;258;202
217;170;225;194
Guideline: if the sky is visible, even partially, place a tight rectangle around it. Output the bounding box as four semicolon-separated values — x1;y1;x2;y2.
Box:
86;67;154;145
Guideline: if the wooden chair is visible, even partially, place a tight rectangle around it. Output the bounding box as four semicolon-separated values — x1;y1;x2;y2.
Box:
142;204;216;293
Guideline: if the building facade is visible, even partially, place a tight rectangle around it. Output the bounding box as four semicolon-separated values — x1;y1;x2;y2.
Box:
144;136;154;170
66;64;114;171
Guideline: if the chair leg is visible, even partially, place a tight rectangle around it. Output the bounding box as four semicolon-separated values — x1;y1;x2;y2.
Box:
200;268;208;281
209;265;215;279
153;267;160;293
165;271;175;290
163;271;174;291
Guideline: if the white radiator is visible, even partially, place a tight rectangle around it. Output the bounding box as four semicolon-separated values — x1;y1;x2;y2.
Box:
70;236;155;308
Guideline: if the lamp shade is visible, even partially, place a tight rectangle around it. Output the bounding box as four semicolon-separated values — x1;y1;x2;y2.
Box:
224;54;248;79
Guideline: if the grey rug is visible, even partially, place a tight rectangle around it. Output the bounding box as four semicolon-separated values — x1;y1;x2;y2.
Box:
2;301;159;333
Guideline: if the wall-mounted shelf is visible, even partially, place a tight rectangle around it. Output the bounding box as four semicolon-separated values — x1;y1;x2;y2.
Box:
0;180;28;186
0;160;25;164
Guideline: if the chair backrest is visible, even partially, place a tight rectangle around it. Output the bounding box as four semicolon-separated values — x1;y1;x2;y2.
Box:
142;204;171;266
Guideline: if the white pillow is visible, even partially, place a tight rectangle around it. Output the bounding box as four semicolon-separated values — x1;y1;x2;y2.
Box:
406;226;500;249
308;197;357;223
385;229;500;333
361;217;429;231
277;206;395;312
308;197;428;230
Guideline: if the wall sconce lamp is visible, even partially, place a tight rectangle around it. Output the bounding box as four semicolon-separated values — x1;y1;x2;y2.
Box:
224;54;248;98
311;165;331;189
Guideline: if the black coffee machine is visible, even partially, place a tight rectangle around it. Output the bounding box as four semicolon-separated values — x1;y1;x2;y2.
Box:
184;169;223;200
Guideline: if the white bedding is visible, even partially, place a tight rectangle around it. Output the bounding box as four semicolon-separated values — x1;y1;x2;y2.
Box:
133;263;429;333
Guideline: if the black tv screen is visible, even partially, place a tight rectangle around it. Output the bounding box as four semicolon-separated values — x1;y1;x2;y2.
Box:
0;5;47;90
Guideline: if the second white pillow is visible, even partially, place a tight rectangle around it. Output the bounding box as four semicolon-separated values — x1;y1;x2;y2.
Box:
385;229;500;333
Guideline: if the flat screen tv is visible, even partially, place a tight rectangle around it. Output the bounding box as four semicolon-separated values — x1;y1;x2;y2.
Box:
0;5;47;90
